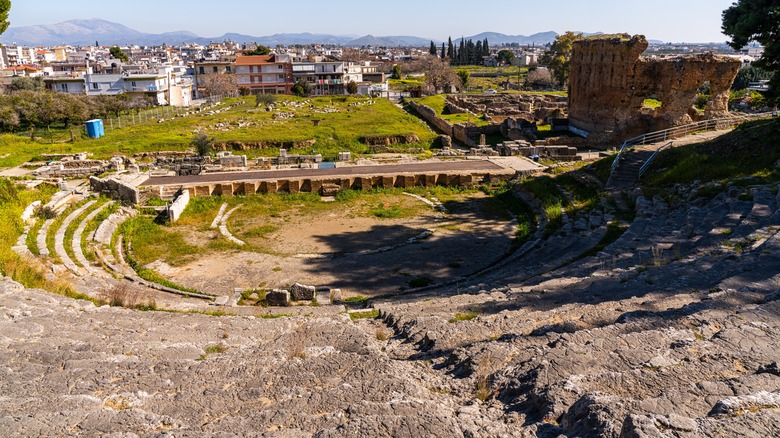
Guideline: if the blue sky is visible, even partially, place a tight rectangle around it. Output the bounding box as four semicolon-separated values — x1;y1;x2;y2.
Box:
10;0;736;42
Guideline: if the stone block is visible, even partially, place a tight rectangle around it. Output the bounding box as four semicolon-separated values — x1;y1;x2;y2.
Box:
329;288;342;304
265;289;290;306
291;283;316;301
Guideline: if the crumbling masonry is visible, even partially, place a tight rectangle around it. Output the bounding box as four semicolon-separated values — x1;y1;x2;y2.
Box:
568;34;742;143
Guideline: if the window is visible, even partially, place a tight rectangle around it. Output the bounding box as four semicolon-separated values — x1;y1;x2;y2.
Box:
226;66;231;72
131;81;136;87
278;74;284;80
60;83;68;92
213;66;218;73
92;83;99;90
198;66;205;74
278;65;283;70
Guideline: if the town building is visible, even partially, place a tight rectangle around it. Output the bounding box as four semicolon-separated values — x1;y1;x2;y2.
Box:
235;54;293;94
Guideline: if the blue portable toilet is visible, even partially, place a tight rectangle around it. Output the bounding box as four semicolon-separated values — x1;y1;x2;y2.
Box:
85;119;104;139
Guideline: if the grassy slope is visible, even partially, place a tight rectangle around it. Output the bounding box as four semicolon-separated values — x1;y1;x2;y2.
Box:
0;95;437;167
413;95;489;126
643;119;780;186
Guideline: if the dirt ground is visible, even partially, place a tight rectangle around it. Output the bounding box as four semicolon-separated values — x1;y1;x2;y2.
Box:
146;192;518;297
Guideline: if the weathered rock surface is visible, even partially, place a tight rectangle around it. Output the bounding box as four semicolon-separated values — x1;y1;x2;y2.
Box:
568;34;742;143
3;177;780;436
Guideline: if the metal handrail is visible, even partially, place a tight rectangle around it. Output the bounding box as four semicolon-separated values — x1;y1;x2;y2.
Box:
638;141;673;180
610;112;772;174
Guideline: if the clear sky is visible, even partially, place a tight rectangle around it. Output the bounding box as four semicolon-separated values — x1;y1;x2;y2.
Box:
9;0;737;43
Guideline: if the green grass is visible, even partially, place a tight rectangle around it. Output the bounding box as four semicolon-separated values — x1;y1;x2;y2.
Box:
643;98;663;109
82;201;120;262
448;311;479;323
412;95;489;126
0;180;102;304
349;309;380;320
45;198;93;264
481;184;537;244
343;295;368;303
241;224;278;239
643;119;780;187
0;96;437;168
64;197;110;267
370;203;404;219
122;216;199;266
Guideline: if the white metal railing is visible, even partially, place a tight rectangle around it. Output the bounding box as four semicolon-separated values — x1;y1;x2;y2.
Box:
638;141;673;180
611;112;773;174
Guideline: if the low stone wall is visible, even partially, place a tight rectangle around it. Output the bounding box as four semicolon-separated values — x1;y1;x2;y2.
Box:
153;171;513;199
90;176;140;205
408;100;479;148
167;189;190;222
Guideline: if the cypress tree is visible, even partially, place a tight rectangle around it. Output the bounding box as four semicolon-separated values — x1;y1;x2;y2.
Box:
429;41;437;56
441;42;446;59
447;37;454;61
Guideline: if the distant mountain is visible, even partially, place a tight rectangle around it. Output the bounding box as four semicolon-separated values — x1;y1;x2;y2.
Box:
203;33;358;46
0;18;614;48
465;31;559;45
0;19;203;46
347;35;435;47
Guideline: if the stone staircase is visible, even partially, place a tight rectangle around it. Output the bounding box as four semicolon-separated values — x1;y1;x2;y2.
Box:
606;148;654;189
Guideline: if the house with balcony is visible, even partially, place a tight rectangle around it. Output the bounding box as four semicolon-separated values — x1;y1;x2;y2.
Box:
193;57;236;98
235;54;293;94
44;67;192;106
292;61;346;95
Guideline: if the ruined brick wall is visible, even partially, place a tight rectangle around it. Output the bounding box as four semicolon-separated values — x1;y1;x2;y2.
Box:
568;34;742;144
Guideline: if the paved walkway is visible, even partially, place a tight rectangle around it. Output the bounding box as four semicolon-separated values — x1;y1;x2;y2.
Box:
141;160;511;186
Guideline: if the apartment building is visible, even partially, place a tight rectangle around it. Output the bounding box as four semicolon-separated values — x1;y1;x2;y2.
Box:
193;57;236;98
235;54;293;94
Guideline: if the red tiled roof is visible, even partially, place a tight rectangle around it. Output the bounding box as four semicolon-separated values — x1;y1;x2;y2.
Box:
235;55;274;65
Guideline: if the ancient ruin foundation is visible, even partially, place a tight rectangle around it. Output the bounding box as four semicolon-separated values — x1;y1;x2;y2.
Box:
568;34;742;144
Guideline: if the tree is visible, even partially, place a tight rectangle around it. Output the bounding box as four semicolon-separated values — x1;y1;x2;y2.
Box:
732;66;774;90
109;46;129;63
723;1;780;100
496;49;515;65
242;45;271;56
391;64;402;80
202;73;237;97
440;42;446;59
526;67;554;89
347;80;358;95
457;70;470;89
422;57;461;94
192;132;214;157
540;31;583;87
255;93;277;107
9;76;43;91
291;78;312;97
0;0;10;36
429;41;437;56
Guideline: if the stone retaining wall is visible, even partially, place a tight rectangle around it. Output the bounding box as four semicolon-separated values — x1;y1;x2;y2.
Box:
152;172;513;199
90;176;140;204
